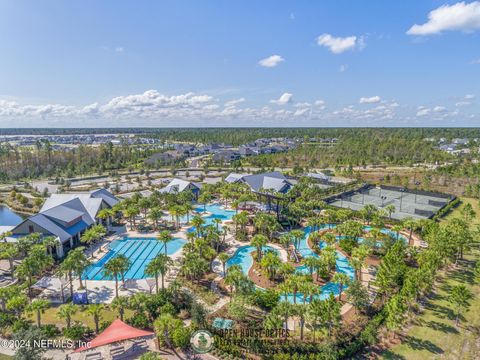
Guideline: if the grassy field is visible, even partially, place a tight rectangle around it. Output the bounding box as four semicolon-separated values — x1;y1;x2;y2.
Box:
381;198;480;359
25;304;134;330
0;355;12;360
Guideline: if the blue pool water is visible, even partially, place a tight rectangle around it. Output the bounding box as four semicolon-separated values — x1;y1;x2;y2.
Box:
0;206;24;226
188;203;235;232
226;245;276;275
226;224;405;303
226;228;356;303
83;237;187;280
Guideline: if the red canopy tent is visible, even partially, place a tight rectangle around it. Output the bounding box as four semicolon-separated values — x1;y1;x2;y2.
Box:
75;319;154;352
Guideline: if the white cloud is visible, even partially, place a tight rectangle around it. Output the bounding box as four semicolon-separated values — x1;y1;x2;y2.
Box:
314;100;327;110
224;98;245;107
456;101;471;106
115;47;124;52
416;107;431;117
290;13;295;20
465;94;475;99
316;34;364;54
471;58;480;64
407;1;480;36
258;55;285;68
359;96;381;104
0;91;474;127
339;64;348;72
270;92;293;105
294;108;310;117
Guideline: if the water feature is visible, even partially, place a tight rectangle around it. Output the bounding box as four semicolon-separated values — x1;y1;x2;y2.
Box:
0;205;24;226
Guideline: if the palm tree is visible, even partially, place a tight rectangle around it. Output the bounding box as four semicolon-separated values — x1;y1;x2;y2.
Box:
350;245;370;281
42;236;59;257
87;304;104;333
391;224;403;240
16;244;53;298
290;230;304;250
183;203;194;224
125;206;140;230
0;244;19;278
385;204;396;220
308;299;323;342
145;254;171;293
67;247;91;289
279;233;293;250
285;274;304;304
27;299;50;327
332;272;351;301
303;257;318;280
251;234;268;261
111;296;129;321
191;215;205;237
274;302;293;338
97;208;113;227
260;251;281;280
157;230;173;256
198;192;213;212
213;218;222;232
322;232;337;247
148;207;165;230
218;252;230;277
402;218;417;243
57;303;78;329
103;255;130;298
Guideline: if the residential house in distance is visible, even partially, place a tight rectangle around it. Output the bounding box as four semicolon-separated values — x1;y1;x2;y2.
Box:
159;178;202;200
8;189;119;258
211;150;241;163
146;150;184;166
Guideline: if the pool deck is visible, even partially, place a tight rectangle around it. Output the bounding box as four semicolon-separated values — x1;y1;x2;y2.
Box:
35;205;236;304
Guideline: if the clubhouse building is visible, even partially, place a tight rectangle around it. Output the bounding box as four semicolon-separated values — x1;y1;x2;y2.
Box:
8;189;119;258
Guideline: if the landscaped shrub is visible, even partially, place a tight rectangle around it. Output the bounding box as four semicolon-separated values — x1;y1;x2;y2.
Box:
127;312;150;329
253;288;279;310
63;322;90;340
41;324;61;338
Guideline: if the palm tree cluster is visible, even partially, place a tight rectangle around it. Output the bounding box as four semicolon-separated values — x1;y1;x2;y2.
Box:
180;217;226;284
115;189;195;231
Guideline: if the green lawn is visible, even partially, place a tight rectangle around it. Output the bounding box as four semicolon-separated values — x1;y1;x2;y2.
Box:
381;198;480;359
25;305;133;330
0;355;12;360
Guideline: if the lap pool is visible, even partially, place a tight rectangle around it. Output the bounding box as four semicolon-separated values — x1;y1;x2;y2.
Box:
83;237;187;280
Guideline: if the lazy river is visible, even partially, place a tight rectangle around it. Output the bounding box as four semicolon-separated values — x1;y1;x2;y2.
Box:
226;224;406;303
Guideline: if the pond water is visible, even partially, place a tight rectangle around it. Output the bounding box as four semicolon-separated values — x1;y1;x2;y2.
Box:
0;205;24;226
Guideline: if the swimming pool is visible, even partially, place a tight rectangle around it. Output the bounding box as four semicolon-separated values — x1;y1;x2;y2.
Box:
188;203;236;232
83;237;187;280
226;227;356;302
226;223;405;303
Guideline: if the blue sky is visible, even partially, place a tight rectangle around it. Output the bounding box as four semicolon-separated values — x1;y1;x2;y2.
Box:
0;0;479;127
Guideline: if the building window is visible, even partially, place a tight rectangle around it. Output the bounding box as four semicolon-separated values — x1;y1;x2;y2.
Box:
28;225;34;233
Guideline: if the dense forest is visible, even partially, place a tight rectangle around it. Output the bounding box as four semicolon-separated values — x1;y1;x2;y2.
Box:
0;142;152;181
2;127;480;144
1;128;478;181
246;134;452;168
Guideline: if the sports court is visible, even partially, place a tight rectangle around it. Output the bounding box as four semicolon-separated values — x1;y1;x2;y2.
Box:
329;185;454;220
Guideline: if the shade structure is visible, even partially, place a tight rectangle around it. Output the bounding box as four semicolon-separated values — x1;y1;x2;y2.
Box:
75;319;154;352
